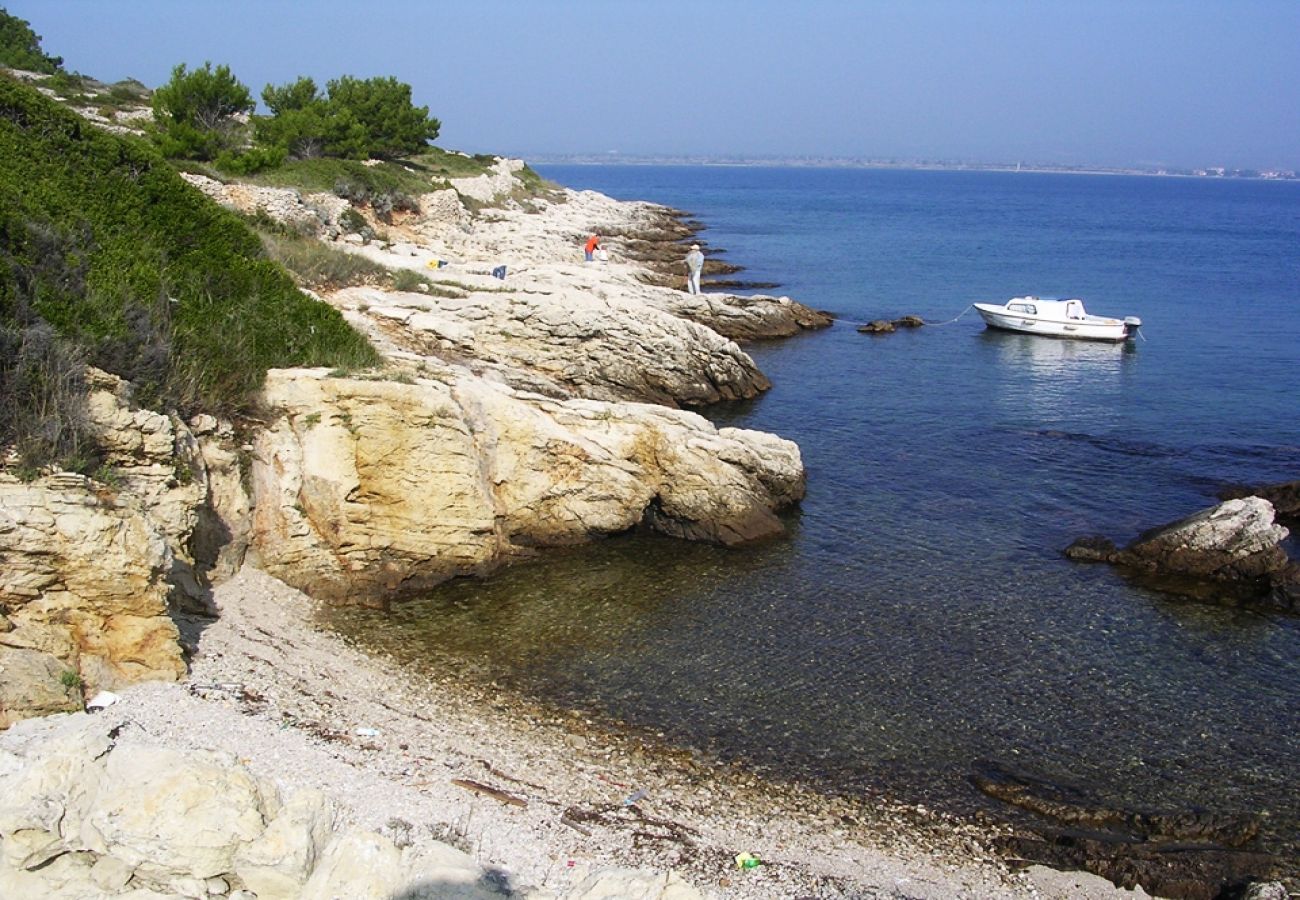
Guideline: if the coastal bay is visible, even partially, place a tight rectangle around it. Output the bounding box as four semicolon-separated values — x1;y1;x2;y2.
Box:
1;70;1295;895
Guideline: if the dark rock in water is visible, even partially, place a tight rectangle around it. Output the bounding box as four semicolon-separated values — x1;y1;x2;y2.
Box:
1063;535;1119;563
972;761;1278;900
1219;479;1300;523
1118;497;1289;580
1270;562;1300;609
858;319;896;334
1065;498;1296;611
852;314;925;331
704;279;782;291
858;315;926;334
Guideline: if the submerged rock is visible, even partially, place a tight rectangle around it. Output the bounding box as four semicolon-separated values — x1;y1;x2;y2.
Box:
1065;497;1296;611
973;761;1279;900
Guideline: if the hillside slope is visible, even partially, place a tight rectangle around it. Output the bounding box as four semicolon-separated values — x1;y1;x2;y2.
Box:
0;75;377;467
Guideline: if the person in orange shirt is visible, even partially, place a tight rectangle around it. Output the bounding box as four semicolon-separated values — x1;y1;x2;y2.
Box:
584;234;601;261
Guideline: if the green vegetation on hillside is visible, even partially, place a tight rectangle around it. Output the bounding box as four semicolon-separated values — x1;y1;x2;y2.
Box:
0;76;378;471
151;62;442;172
151;61;254;161
0;7;63;74
254;74;440;162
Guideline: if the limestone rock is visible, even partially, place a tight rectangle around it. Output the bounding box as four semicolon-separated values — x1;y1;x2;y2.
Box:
341;285;769;408
82;745;273;881
0;471;185;722
449;156;526;204
0;648;82;728
234;788;336;899
1065;497;1295;610
645;291;832;341
250;369;804;603
0;724;111;868
179;171;331;235
416;188;470;231
1119;497;1289;577
299;828;499;900
1220;479;1300;522
0;718;538;899
858;319;896;334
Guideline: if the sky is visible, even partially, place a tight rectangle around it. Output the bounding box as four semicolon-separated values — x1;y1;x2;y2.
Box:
12;0;1300;170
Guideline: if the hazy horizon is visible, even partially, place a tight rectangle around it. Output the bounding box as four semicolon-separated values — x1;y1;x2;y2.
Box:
11;0;1300;171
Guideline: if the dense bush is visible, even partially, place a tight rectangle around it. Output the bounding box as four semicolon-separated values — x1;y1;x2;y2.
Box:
255;76;366;160
325;75;439;159
256;74;439;161
151;62;253;160
215;144;287;176
0;8;62;74
0;78;378;459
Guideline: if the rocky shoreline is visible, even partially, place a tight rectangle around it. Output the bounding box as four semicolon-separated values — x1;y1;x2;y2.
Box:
2;154;1289;898
3;566;1143;899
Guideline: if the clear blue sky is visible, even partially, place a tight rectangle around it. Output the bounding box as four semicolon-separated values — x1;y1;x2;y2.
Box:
12;0;1300;169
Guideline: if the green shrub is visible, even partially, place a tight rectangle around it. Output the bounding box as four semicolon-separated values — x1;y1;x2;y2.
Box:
0;79;378;446
337;206;368;234
371;190;419;224
249;156;433;198
391;268;430;293
215;144;287;176
0;9;62;74
257;229;389;290
255;74;438;162
0;318;95;472
324;75;439;159
151;62;253;161
45;70;89;100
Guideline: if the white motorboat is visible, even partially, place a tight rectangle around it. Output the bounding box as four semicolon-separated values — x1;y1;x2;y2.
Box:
972;297;1141;342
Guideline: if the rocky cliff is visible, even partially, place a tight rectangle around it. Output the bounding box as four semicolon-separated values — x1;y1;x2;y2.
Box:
2;155;820;720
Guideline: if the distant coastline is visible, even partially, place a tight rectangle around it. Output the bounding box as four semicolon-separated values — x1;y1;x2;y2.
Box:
527;153;1299;181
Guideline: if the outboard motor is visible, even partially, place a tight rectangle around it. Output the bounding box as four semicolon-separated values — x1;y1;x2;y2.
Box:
1123;316;1143;339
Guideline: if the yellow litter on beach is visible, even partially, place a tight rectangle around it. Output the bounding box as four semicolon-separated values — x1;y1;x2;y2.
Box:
734;852;761;870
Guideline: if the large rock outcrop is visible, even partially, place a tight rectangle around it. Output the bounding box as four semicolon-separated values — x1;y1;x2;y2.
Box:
250;367;804;603
0;471;185;726
0;714;705;899
1065;497;1297;610
339;285;770;407
0;369;258;727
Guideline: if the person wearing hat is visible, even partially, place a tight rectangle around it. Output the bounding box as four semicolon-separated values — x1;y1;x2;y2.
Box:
684;243;705;294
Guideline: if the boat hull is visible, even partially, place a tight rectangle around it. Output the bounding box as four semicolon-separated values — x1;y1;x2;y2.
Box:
973;304;1134;342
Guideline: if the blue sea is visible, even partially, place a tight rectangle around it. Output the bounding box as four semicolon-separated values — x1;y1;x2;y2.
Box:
330;167;1300;858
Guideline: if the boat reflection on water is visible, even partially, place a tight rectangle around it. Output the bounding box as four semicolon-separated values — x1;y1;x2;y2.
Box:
978;330;1138;422
979;328;1137;376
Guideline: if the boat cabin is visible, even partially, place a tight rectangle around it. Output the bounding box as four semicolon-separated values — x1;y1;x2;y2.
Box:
1007;297;1087;320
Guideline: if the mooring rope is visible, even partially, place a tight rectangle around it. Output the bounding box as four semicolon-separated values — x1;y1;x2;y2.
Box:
854;304;975;331
925;304;975;326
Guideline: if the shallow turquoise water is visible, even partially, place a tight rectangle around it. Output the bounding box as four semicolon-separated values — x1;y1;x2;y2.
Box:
327;168;1300;855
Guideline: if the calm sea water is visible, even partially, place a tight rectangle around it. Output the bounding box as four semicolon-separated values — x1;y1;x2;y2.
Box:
328;167;1300;853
